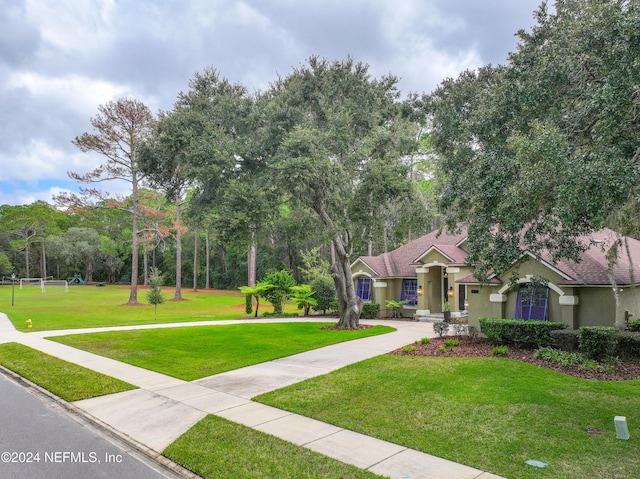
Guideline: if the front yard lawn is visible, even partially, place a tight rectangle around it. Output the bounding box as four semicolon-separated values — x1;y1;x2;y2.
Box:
164;415;384;479
0;342;136;401
255;355;640;479
50;323;394;380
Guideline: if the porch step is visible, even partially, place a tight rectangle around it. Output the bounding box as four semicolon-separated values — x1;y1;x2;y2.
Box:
414;313;445;323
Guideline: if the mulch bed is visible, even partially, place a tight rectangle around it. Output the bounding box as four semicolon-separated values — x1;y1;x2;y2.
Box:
389;336;640;381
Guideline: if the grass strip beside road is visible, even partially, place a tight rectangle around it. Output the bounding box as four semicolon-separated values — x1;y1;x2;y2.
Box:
51;323;395;381
255;355;640;479
0;342;136;401
164;414;384;479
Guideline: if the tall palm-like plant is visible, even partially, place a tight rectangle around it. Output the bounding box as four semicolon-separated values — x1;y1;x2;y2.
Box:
239;282;274;318
291;284;318;316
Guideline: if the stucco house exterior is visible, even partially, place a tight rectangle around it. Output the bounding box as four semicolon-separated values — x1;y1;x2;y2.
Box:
350;228;640;330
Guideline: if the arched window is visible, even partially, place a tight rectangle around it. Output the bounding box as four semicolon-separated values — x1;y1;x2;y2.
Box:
356;277;371;301
514;284;549;321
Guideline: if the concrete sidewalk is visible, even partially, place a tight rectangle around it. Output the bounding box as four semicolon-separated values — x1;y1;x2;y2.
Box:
0;313;505;479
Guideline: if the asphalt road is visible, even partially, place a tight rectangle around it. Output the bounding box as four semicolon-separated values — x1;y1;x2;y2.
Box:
0;371;187;479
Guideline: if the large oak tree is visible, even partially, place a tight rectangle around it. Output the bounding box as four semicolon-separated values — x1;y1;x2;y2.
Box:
266;56;419;328
427;0;640;279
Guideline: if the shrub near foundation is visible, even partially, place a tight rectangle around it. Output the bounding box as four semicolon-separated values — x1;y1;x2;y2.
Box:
551;329;579;352
479;318;566;348
616;331;640;358
578;326;618;362
626;319;640;332
361;303;380;319
579;326;618;362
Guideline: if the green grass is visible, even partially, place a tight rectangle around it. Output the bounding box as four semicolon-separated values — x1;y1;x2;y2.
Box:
0;284;296;331
0;342;136;401
163;415;383;479
255;355;640;479
51;323;395;380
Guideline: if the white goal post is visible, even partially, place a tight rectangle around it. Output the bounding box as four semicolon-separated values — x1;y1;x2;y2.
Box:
41;280;69;293
19;278;43;289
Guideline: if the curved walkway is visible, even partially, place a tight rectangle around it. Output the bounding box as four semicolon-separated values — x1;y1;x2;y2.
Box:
0;313;505;479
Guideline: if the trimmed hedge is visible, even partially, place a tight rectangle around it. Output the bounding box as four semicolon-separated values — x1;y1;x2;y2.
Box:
627;319;640;332
361;303;380;319
578;327;618;362
479;318;566;348
616;331;640;358
550;329;579;352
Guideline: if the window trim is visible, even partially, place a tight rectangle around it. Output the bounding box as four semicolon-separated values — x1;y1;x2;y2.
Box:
400;279;418;306
356;277;372;301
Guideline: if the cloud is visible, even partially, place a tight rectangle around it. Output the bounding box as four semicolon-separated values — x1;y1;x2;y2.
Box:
0;0;543;206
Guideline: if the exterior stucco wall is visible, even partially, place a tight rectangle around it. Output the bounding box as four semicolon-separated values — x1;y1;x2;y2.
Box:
615;287;640;327
576;288;616;327
467;285;496;329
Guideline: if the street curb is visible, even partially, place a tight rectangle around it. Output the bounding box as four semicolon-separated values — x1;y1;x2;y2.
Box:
0;365;201;479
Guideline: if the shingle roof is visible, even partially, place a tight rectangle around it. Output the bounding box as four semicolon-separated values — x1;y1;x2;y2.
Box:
547;229;640;286
356;228;467;279
355;227;640;286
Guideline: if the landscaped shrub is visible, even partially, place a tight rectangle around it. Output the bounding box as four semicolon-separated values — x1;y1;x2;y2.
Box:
262;311;300;318
492;346;509;356
262;270;296;314
433;321;449;337
310;276;336;315
534;347;584;366
452;323;467;337
533;347;604;371
578;326;618;362
627;319;640;332
551;329;579;352
420;337;431;345
615;331;640;359
479;318;566;348
361;303;380;319
444;338;460;348
467;326;479;341
245;293;253;315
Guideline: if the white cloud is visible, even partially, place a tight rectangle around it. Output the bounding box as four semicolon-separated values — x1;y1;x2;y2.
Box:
25;0;115;55
6;71;136;113
0;139;100;182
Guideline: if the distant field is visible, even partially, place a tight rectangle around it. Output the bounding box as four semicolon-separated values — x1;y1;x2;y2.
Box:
0;284;280;331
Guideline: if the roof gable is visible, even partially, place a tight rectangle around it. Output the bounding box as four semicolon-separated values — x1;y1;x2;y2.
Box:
354;228;467;278
354;227;640;286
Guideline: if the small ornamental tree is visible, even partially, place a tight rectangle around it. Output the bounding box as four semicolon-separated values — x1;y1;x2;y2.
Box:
147;268;165;320
262;269;296;315
291;284;318;316
310;276;336;315
239;282;274;318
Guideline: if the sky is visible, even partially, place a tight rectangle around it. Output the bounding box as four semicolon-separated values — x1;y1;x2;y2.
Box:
0;0;544;206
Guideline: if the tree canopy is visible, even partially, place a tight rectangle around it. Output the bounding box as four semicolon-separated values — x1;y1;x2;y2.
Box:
427;0;640;279
265;56;420;327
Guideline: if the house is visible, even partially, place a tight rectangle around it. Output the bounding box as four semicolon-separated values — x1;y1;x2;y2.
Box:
350;228;640;330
